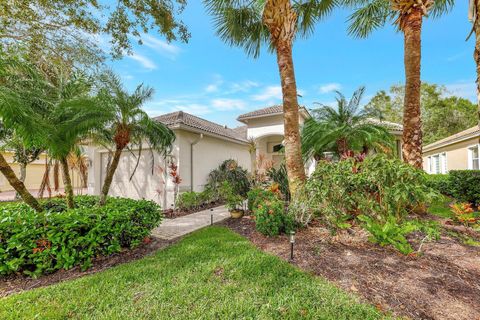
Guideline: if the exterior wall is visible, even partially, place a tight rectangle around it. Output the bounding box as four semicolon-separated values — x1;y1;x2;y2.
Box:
255;134;284;169
86;128;250;209
246;114;285;140
422;136;480;173
0;151;82;192
177;130;251;192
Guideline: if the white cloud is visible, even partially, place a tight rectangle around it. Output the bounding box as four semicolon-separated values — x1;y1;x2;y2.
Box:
319;83;341;94
204;74;224;93
141;34;181;59
228;80;259;93
444;81;476;101
171;104;212;116
211;98;247;111
128;53;157;70
251;86;282;101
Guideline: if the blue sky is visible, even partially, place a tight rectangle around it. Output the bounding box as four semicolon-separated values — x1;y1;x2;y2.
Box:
106;1;474;128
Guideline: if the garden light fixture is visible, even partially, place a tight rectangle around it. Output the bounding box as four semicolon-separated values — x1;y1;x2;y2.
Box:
289;231;295;261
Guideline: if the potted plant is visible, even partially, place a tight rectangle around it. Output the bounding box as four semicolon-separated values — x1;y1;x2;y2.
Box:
220;181;244;218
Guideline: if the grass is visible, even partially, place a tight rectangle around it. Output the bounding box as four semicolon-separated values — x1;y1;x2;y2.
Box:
428;195;453;219
0;227;385;320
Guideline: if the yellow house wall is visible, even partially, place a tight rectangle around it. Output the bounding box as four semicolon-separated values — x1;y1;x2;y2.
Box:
422;137;480;172
0;152;83;192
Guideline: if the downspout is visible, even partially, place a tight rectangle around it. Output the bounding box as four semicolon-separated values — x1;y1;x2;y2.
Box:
190;134;203;192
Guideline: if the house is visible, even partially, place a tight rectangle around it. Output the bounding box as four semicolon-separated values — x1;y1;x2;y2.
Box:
85;111;251;209
423;125;480;174
236;105;310;170
85;106;404;209
0;151;83;195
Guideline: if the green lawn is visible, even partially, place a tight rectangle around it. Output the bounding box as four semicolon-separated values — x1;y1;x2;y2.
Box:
428;195;453;219
0;227;384;320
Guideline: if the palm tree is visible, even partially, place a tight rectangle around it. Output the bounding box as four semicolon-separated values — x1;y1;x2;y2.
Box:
0;56;110;209
468;0;480;134
345;0;453;168
204;0;337;196
97;72;175;206
302;87;394;159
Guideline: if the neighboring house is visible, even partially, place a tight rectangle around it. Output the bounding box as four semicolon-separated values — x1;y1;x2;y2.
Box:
85;111;251;209
423;126;480;174
0;151;82;193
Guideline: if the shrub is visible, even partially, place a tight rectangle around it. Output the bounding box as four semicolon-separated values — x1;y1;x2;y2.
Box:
304;154;438;253
253;198;294;236
247;188;278;212
219;181;244;211
206;159;250;198
425;174;451;196
0;196;162;277
266;163;290;201
449;170;480;206
175;191;200;211
450;202;480;226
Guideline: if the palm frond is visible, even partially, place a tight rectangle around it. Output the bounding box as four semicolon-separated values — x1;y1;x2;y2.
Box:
346;0;391;38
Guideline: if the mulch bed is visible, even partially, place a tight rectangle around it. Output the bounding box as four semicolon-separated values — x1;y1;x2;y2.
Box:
222;217;480;320
163;201;224;219
0;237;173;298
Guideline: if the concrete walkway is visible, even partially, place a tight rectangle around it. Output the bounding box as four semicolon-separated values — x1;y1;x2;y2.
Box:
152;205;230;240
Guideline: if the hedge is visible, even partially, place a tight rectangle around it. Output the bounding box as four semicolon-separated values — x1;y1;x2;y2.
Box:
0;196;162;277
425;174;451;196
449;170;480;206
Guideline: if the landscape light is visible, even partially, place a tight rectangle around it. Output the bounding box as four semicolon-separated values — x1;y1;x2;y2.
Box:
289;231;295;261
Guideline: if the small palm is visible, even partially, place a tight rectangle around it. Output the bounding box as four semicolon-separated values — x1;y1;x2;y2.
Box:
302;86;394;158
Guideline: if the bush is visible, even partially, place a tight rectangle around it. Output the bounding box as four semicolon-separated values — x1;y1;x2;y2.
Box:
304;154;437;253
425;174;451;196
253;198;294;236
0;196;162;277
449;170;480;206
175;191;200;211
206;159;250;198
266;163;290;201
247;188;278;212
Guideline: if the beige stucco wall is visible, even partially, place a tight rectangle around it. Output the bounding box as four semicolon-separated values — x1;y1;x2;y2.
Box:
87;128;251;209
422;136;480;172
177;130;251;193
0;151;82;192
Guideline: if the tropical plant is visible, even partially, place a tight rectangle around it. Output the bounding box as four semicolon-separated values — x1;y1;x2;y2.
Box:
206;159;250;198
204;0;340;196
301;86;395;159
253;197;294;236
96;71;175;206
266;163;291;201
0;55;110;209
345;0;453;168
220;181;245;212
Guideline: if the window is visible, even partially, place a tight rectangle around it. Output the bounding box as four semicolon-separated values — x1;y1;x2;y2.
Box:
272;144;283;153
428;152;447;174
468;145;480;170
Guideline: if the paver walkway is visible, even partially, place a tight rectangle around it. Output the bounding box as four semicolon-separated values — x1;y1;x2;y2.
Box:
152;205;230;240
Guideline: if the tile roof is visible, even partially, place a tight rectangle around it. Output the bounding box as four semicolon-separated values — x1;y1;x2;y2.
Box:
232;125;248;139
237;105;283;120
424;125;480;151
154;111;248;143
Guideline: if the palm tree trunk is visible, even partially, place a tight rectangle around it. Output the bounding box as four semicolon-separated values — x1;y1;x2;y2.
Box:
0;153;42;212
99;147;123;206
474;1;480;139
15;162;27;200
60;157;74;209
264;0;306;197
401;9;423;169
